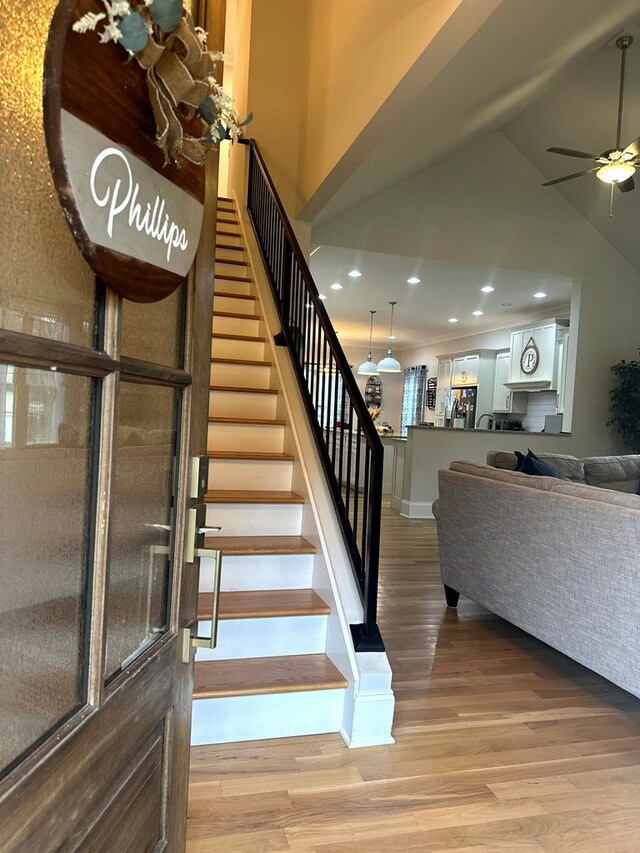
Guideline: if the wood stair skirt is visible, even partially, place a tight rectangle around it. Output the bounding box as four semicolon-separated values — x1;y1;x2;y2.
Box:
191;198;349;746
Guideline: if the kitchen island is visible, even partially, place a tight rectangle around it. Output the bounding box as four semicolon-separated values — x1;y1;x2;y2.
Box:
395;424;580;518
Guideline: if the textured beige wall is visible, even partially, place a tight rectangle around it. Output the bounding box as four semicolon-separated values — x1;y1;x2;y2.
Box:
0;0;97;345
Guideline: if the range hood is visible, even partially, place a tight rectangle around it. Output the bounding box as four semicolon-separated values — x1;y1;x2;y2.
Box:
504;379;551;391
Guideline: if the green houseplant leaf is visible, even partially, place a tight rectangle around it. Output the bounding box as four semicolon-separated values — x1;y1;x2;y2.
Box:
607;349;640;451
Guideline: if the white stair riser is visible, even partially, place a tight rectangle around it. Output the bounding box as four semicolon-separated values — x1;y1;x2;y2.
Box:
213;314;260;336
215;247;245;262
205;502;303;536
191;688;345;745
196;615;328;659
208;421;285;453
210;360;273;389
200;553;314;592
211;336;265;361
208;458;293;490
216;232;241;246
213;272;252;293
209;389;277;419
216;219;240;232
213;294;257;316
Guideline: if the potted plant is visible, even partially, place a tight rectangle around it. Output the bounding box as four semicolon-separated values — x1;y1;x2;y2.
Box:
608;350;640;451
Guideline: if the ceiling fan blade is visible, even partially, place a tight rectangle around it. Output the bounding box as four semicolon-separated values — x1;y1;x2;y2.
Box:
616;176;635;192
622;136;640;158
542;168;597;187
547;146;599;160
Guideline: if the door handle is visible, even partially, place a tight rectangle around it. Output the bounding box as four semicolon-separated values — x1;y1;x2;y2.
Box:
181;547;223;663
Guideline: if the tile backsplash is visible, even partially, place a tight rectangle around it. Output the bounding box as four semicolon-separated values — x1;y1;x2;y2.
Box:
522;391;558;432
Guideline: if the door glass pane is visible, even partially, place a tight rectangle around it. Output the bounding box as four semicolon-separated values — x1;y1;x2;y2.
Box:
105;383;179;682
0;0;97;347
0;367;94;777
121;285;185;368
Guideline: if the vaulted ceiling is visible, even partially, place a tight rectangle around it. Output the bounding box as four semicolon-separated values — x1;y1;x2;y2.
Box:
307;0;640;347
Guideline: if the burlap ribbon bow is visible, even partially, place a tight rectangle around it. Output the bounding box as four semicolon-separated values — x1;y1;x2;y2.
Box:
136;12;215;165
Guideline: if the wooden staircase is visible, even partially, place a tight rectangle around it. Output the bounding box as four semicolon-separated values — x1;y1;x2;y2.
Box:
191;197;348;745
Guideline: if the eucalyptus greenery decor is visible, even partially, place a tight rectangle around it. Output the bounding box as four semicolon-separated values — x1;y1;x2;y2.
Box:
608;349;640;451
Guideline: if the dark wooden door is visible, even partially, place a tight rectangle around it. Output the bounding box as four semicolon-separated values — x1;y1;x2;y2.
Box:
0;0;219;847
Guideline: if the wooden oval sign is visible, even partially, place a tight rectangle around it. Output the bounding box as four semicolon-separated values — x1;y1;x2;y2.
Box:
43;0;205;302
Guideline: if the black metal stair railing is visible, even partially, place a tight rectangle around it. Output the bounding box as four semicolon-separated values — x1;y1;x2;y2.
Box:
242;139;384;652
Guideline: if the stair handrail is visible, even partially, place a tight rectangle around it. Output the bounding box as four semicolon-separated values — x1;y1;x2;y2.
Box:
241;138;384;652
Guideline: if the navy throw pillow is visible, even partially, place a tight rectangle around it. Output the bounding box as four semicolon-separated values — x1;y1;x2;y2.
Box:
514;449;558;477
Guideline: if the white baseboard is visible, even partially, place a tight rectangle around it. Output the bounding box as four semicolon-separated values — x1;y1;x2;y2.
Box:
400;499;433;519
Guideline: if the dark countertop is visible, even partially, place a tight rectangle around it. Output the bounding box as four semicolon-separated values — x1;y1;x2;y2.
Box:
412;425;571;436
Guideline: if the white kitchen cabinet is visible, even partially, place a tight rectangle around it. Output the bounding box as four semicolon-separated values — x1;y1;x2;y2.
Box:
492;351;528;414
507;321;567;390
452;354;479;385
556;330;570;413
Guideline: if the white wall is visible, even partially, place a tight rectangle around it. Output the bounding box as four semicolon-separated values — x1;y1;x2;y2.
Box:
315;130;640;457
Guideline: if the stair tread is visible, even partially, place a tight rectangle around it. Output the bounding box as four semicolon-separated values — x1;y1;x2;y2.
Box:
209;385;278;394
211;356;271;366
215;274;253;284
214;288;256;297
209;416;286;425
202;534;316;554
216;228;241;237
217;196;233;202
212;332;266;342
218;217;239;225
215;258;248;267
216;243;244;252
213;310;260;320
199;589;329;621
208;450;295;461
193;654;347;699
205;489;305;504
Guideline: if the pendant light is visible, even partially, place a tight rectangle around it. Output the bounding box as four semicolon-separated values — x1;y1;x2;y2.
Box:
357;310;379;375
377;301;401;373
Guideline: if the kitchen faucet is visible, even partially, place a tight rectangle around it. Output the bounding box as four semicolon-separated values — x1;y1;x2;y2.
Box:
476;413;494;430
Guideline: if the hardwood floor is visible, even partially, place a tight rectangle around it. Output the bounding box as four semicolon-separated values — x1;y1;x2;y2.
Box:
187;502;640;851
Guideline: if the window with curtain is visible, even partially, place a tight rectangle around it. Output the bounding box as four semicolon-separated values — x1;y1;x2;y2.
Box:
400;365;427;436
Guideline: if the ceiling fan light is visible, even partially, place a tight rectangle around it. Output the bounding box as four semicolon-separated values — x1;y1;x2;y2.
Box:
377;350;402;373
596;161;636;184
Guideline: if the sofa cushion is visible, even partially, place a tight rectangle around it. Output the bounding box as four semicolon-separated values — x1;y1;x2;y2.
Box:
582;455;640;492
515;449;558;477
449;460;557;490
487;450;584;482
487;450;518;470
550;480;640;510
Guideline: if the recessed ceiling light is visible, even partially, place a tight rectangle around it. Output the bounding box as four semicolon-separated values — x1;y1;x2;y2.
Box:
389;335;397;340
407;277;421;285
330;282;343;290
501;302;512;307
533;291;547;298
481;285;495;293
348;270;361;278
448;317;459;323
472;310;484;316
319;294;327;300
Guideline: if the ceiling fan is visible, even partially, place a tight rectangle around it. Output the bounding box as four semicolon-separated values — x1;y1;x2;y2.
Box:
543;35;639;194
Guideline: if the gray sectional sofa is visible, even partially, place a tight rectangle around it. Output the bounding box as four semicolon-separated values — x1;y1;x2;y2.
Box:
435;458;640;699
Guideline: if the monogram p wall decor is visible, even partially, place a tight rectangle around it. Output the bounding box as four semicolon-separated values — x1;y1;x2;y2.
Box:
43;0;246;302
